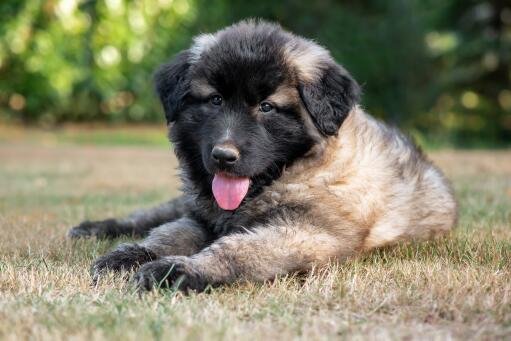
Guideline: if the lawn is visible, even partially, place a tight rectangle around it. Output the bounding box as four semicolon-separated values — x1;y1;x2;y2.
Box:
0;131;510;340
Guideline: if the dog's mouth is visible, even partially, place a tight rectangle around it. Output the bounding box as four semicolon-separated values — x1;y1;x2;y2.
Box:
212;172;250;210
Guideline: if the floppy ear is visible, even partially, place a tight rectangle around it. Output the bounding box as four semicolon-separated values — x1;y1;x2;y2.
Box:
299;64;361;136
154;51;191;124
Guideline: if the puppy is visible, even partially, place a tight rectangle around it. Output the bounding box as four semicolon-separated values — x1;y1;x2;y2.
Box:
69;20;457;291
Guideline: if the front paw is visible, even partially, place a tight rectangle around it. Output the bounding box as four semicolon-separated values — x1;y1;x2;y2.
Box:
133;257;207;292
68;219;124;239
91;244;156;283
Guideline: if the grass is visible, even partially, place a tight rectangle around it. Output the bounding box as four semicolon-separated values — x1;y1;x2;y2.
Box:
0;123;169;147
0;133;510;340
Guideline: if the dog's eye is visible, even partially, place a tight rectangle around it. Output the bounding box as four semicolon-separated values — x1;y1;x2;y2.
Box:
210;95;223;106
260;102;274;113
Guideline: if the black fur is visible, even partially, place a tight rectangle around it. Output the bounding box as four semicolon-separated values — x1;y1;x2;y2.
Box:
133;257;208;292
299;64;361;136
73;21;363;291
91;244;157;283
68;197;189;239
154;51;192;124
166;36;319;234
68;219;126;239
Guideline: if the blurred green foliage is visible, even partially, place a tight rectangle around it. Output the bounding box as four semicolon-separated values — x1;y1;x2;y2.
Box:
0;0;510;146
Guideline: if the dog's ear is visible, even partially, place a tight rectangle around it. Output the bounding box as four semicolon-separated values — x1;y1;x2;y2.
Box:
299;64;361;136
154;51;191;124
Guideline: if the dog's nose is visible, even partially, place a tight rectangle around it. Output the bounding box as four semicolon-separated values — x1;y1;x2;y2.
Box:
212;144;240;166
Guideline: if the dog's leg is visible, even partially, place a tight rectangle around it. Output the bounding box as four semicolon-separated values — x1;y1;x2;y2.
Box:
90;217;209;282
133;221;360;291
68;195;189;239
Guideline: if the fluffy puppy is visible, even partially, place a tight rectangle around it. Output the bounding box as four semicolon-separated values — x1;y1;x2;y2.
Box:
69;20;457;291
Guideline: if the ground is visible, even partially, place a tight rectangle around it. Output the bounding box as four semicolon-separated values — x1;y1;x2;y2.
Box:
0;128;510;340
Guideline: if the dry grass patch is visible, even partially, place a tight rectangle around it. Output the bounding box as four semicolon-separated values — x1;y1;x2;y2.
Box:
0;143;510;340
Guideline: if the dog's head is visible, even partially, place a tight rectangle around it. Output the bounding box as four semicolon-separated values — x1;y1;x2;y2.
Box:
155;20;360;210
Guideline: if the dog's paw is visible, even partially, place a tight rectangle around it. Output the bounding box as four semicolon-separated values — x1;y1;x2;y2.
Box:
90;244;157;284
68;219;124;239
68;220;96;238
133;257;207;292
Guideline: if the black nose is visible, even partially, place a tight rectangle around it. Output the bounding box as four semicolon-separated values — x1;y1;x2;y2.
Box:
212;144;240;166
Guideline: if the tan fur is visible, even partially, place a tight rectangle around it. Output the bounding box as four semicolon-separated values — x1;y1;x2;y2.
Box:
253;106;457;255
173;107;458;287
190;79;217;98
265;85;300;107
185;219;343;283
281;38;331;82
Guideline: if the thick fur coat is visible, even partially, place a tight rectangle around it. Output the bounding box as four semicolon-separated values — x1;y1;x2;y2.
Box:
69;20;457;291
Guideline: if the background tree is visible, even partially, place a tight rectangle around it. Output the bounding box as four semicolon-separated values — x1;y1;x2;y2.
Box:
0;0;509;146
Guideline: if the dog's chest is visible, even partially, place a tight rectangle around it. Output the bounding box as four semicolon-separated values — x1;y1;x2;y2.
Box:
195;183;311;237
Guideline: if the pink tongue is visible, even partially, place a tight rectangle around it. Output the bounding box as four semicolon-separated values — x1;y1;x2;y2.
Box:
212;173;250;210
